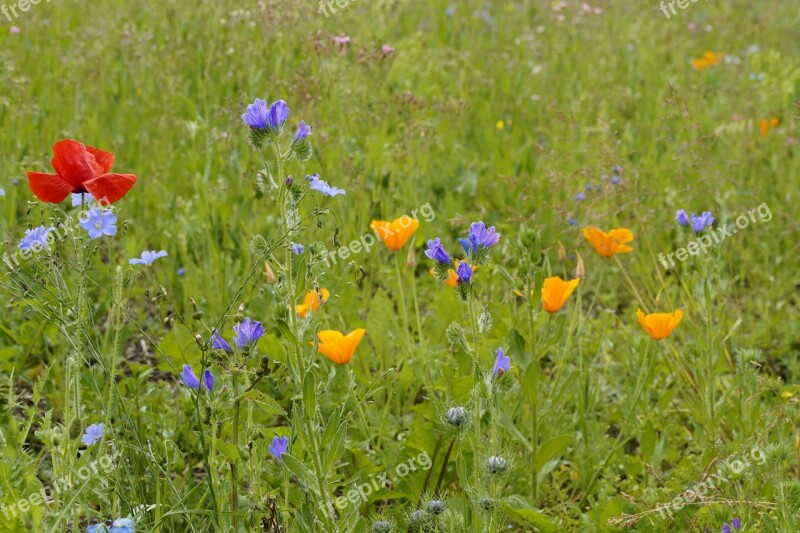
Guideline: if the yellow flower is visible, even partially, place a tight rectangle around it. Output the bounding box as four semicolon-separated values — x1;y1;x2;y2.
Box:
370;217;420;251
430;259;476;288
780;390;794;401
582;227;634;258
316;329;366;365
496;120;505;130
295;288;330;318
692;51;722;70
541;276;580;313
636;309;682;341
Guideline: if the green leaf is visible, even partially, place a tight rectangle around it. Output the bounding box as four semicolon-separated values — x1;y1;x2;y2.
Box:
324;422;347;472
216;441;240;463
535;435;573;470
303;371;316;421
275;319;300;348
282;454;321;497
239;390;287;416
503;495;557;533
640;420;656;460
521;361;540;404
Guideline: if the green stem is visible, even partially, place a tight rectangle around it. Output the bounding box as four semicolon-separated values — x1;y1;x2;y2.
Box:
231;355;241;530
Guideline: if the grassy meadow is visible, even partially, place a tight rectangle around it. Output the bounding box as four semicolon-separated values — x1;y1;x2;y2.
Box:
0;0;798;531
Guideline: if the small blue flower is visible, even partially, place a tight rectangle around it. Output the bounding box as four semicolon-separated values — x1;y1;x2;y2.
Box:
267;100;289;131
425;238;451;264
0;188;5;197
292;243;305;255
293;120;311;141
456;261;472;283
211;330;231;352
79;207;117;240
233;317;265;349
129;250;168;266
109;518;135;533
19;226;55;251
612;165;623;174
691;211;714;233
305;174;345;197
202;369;215;392
181;364;200;389
568;218;578;226
81;423;103;446
464;222;500;255
610;175;621;185
177;267;186;276
675;210;690;227
722;524;731;533
574;192;586;202
72;192;94;206
731;518;741;530
88;517;135;533
493;348;510;376
269;435;289;461
242;98;269;129
584;184;593;191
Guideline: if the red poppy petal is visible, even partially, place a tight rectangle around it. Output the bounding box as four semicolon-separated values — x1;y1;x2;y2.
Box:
83;173;136;204
85;145;115;173
51;139;101;188
27;172;73;204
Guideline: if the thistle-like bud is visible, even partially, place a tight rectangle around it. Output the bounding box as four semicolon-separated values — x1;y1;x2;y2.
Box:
446;406;468;428
234;304;245;324
486;456;508;474
426;500;445;516
371;520;393;533
285;176;293;188
479;497;494;510
446;322;468;351
408;510;428;527
68;419;82;440
478;309;492;334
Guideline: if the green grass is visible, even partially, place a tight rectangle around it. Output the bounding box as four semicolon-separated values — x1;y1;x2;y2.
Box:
0;0;798;531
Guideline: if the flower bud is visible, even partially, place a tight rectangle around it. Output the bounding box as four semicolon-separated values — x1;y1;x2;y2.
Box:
426;500;445;515
408;510;428;526
486;455;508;474
68;419;82;440
446;406;468;427
371;520;393;533
479;497;494;510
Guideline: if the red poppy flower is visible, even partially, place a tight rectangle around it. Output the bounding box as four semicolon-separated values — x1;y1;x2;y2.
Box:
26;139;136;204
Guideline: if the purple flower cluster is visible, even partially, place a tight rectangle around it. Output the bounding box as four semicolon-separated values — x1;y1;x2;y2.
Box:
458;221;501;258
676;209;714;233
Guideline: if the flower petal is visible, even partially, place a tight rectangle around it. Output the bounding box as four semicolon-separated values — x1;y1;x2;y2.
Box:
26;172;73;203
83;173;136;204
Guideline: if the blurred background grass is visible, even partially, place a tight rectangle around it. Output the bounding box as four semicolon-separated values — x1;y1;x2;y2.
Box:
0;0;798;530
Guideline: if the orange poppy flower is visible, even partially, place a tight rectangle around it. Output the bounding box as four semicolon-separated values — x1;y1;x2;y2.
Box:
582;227;634;258
316;329;366;364
760;117;780;137
296;288;330;318
541;276;580;313
430;260;476;288
370;217;420;251
692;51;721;70
636;309;683;340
